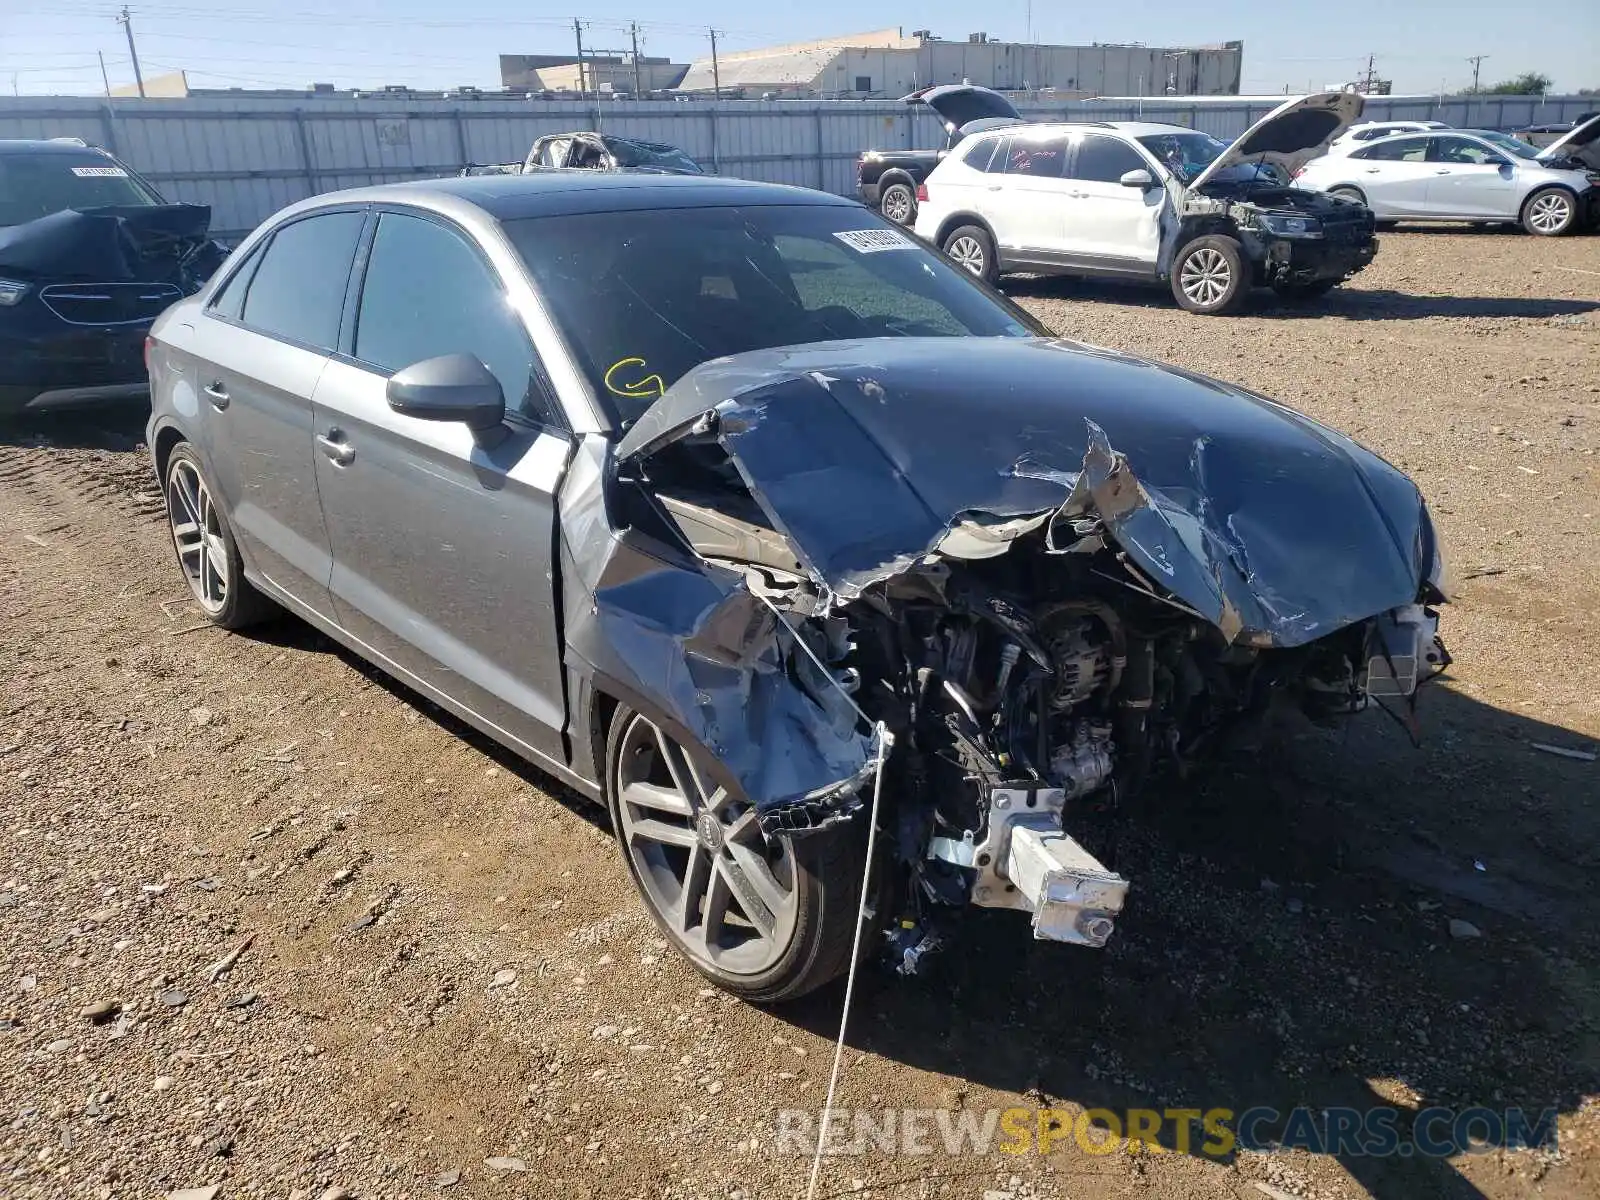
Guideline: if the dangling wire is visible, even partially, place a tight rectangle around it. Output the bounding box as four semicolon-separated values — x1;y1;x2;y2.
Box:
805;719;889;1200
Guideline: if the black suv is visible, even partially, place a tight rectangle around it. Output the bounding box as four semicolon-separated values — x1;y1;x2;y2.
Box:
0;139;223;416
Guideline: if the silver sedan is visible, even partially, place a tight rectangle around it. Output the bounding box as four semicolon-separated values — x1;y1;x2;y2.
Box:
1294;127;1598;235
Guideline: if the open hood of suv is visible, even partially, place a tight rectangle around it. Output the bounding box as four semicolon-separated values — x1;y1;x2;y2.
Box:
1189;91;1365;192
904;84;1023;137
1537;112;1600;169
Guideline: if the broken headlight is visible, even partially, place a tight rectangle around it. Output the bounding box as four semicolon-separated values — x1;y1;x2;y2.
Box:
1258;213;1324;238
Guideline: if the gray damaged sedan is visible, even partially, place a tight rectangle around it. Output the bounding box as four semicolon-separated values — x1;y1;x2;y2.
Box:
147;173;1452;1001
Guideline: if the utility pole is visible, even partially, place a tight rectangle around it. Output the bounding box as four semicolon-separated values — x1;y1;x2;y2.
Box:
116;6;145;98
1466;54;1488;93
98;50;113;97
572;19;586;98
709;28;720;98
629;22;642;97
1357;53;1378;94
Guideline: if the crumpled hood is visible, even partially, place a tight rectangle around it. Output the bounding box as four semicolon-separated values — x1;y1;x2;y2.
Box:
1537;112;1600;170
618;337;1428;647
0;203;224;283
1190;91;1364;192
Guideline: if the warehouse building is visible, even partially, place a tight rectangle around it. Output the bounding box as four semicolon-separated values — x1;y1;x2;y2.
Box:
676;28;1243;99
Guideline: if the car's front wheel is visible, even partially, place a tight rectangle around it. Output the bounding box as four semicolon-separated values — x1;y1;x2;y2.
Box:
941;224;999;286
604;705;865;1002
163;443;275;630
879;181;916;226
1172;234;1248;315
1521;187;1578;236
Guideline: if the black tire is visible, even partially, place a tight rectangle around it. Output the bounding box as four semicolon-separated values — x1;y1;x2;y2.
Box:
1521;186;1578;237
1271;279;1338;301
603;704;867;1003
879;181;916;226
162;443;276;630
1171;234;1248;315
941;224;999;287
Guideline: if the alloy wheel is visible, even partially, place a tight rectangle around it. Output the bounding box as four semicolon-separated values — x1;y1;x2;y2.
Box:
167;458;229;614
881;186;913;224
1528;192;1572;234
946;235;986;276
1179;247;1231;308
614;713;799;975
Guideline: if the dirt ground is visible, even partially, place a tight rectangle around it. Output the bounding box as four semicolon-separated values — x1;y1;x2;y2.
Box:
2;228;1598;1200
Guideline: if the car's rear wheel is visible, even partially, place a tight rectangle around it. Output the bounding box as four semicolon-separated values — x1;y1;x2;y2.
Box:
1172;234;1248;315
163;443;275;630
942;224;998;286
604;705;865;1003
1521;187;1578;236
1328;186;1366;206
879;181;916;226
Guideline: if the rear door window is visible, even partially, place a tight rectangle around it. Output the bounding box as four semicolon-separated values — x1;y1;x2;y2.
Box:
962;137;999;171
1353;137;1428;162
238;210;364;351
1001;135;1069;178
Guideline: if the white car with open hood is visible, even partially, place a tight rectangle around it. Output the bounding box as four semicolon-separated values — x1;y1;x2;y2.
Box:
913;90;1378;314
1292;116;1600;235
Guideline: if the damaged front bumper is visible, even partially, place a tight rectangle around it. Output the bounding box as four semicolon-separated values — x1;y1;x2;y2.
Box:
1245;228;1378;286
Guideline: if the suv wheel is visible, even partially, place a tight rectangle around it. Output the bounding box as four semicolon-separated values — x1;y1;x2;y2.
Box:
942;225;998;286
1172;234;1248;315
879;182;916;226
163;443;275;630
604;705;866;1002
1521;187;1577;236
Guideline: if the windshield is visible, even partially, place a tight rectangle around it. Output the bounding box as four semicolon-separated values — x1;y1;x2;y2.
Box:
1465;130;1541;160
605;139;704;174
506;204;1040;423
1137;131;1230;183
0;153;163;227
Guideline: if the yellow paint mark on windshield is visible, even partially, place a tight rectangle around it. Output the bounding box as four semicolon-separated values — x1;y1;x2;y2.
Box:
604;356;665;399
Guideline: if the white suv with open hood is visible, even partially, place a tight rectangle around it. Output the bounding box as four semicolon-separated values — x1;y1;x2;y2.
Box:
913;90;1377;314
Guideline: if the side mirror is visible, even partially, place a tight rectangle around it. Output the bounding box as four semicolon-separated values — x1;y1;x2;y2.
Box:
1120;168;1155;189
386;354;505;432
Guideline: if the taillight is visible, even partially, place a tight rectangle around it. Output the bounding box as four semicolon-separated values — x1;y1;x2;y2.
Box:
916;183;929;202
144;335;153;373
1292;166;1306;178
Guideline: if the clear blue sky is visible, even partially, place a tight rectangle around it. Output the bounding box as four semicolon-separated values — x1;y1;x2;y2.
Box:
5;0;1597;97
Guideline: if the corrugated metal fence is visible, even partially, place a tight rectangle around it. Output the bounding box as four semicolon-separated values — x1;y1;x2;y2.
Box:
2;93;1593;241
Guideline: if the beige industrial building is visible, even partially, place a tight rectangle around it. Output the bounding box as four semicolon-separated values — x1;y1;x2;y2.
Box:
499;54;688;95
676;28;1243;99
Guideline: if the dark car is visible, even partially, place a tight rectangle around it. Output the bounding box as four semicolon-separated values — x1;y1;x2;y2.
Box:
0;138;224;417
145;172;1450;1002
858;84;1024;225
1515;112;1600;149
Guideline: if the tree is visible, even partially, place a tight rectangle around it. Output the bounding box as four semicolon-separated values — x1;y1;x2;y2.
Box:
1474;71;1553;95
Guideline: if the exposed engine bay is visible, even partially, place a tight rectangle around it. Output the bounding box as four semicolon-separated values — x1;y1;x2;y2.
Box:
604;343;1450;967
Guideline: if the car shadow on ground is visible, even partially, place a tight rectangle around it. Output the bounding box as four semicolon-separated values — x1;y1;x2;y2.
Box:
1004;275;1600;324
0;402;150;452
241;616;613;835
778;683;1600;1200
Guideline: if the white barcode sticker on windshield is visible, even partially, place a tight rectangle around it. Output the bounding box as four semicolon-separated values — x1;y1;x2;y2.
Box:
70;166;128;177
833;228;917;253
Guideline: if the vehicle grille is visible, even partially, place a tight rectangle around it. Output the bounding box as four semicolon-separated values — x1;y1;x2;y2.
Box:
1322;213;1375;246
39;282;183;326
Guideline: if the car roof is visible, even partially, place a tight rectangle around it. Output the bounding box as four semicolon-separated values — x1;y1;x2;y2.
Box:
0;139;116;156
297;172;856;221
967;120;1198;139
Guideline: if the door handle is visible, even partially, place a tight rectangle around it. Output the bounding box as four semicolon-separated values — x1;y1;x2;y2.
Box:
203;382;229;410
1364;167;1380;173
1434;168;1451;174
316;431;355;466
986;184;1003;191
